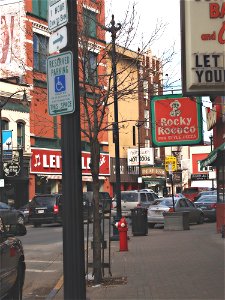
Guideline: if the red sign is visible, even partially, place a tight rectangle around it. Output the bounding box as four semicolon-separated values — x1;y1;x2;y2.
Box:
30;148;110;175
151;95;203;146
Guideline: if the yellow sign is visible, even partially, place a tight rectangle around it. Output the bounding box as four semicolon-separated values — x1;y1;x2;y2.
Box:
165;156;177;172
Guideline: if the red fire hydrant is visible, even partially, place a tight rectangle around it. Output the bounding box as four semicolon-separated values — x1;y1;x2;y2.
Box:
116;217;128;251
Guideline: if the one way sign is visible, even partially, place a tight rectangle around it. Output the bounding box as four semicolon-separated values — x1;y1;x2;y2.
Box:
49;26;67;54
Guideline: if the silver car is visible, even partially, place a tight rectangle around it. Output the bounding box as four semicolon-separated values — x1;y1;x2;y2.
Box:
147;197;204;228
112;190;158;217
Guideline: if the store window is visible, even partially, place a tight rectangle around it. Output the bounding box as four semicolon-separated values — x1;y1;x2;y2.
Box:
33;33;48;73
32;0;47;19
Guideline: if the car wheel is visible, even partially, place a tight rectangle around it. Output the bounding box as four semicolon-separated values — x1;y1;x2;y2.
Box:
33;222;41;227
17;215;25;225
8;261;24;300
148;223;155;228
197;214;204;224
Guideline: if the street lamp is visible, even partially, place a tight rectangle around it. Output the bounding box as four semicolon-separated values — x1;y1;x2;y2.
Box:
104;15;122;219
0;89;27;202
135;121;145;191
209;135;215;190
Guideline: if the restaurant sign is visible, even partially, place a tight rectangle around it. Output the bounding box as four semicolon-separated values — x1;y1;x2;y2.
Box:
151;94;203;147
181;0;225;95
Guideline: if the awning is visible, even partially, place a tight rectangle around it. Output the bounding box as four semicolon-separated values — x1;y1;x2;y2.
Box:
200;142;225;168
142;177;165;186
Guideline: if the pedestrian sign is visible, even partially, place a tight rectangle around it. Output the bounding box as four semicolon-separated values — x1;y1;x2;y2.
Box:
47;51;75;116
165;156;177;172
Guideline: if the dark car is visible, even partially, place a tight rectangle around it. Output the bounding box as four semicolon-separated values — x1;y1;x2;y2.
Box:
19;203;30;224
83;191;112;221
29;194;63;227
0;202;25;225
194;190;217;202
0;216;27;299
194;195;217;221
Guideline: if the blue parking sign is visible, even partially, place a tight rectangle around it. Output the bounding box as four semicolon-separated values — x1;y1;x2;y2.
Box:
55;75;66;93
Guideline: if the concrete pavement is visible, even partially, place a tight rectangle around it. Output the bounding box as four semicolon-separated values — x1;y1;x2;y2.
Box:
49;222;224;300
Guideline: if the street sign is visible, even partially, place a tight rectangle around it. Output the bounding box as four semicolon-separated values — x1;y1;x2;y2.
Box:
48;0;68;32
47;51;75;116
49;26;67;54
165;156;177;172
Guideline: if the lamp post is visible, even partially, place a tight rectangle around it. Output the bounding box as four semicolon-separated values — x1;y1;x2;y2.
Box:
104;15;122;219
136;121;144;191
0;90;27;202
209;135;214;190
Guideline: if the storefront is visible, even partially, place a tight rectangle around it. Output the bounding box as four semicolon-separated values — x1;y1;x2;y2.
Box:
142;166;166;197
29;148;110;199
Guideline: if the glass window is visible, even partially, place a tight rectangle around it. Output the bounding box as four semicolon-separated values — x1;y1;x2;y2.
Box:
140;193;146;202
83;9;97;38
32;0;47;19
144;110;150;129
143;80;148;99
1;120;9;130
17;122;25;149
33;33;48;73
84;52;98;85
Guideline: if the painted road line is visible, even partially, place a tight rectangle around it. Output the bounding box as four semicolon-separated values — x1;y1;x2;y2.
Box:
26;269;56;273
45;275;64;300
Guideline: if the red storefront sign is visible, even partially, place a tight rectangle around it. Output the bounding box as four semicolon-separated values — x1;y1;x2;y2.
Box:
30;148;110;175
151;95;203;147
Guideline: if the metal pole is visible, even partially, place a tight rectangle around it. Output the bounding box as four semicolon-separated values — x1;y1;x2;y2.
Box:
137;123;141;191
105;15;122;219
210;135;214;190
61;1;86;299
0;108;4;202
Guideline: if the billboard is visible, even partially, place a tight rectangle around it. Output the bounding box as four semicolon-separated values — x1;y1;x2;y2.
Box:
151;94;203;147
127;148;154;167
181;0;225;96
0;0;26;78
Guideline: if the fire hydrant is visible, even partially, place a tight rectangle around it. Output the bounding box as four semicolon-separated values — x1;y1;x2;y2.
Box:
115;217;128;251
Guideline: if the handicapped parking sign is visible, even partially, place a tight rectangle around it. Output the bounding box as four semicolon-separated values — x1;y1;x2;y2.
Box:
55;75;66;93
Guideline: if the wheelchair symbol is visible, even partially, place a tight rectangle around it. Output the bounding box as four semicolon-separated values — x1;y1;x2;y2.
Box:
54;75;66;93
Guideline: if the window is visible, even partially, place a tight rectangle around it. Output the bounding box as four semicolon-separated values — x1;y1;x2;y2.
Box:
33;33;48;73
83;9;97;38
145;139;150;148
143;80;148;99
1;120;9;130
17;122;25;149
144;110;150;129
32;0;47;19
84;52;98;85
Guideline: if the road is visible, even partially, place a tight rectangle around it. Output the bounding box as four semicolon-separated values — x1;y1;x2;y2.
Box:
19;218;111;299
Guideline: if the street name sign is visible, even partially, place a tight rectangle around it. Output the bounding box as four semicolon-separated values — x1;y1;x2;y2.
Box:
49;26;67;54
48;0;68;32
47;51;75;116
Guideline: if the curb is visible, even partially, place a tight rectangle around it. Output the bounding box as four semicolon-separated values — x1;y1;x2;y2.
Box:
45;275;64;300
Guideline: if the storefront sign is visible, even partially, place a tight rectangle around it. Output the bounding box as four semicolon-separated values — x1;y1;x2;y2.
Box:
3;161;20;177
205;105;221;130
142;167;166;177
191;174;209;181
181;0;225;95
151;94;203;146
30;148;110;175
127;148;154;166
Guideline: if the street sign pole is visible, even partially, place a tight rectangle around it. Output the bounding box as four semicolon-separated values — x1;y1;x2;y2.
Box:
60;0;86;299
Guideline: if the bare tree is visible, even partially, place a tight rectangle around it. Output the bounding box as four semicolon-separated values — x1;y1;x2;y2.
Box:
77;0;176;284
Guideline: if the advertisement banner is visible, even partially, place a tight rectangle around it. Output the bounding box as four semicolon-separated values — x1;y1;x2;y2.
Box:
2;130;12;161
30;148;110;175
127;148;154;166
151;94;203;147
181;0;225;95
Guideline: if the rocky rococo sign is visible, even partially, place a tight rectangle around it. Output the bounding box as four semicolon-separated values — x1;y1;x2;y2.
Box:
181;0;225;95
151;94;203;147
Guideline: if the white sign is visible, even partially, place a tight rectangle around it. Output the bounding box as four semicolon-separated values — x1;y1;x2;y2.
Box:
47;51;75;116
48;0;68;32
181;1;225;95
49;26;67;54
0;179;4;188
127;148;154;166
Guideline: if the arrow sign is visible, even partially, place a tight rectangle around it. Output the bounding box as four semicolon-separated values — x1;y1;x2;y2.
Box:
49;26;67;54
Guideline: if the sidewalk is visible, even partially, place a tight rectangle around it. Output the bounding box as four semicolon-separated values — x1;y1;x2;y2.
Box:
51;222;224;300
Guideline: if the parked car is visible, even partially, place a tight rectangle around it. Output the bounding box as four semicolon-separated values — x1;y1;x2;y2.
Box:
194;195;217;221
194;190;217;202
29;194;63;227
0;202;25;225
0;216;27;299
112;190;159;217
83;191;112;216
147;196;204;228
182;187;205;202
19;202;30;224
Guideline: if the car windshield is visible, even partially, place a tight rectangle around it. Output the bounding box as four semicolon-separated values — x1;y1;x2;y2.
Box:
195;196;217;203
31;196;56;206
121;193;138;202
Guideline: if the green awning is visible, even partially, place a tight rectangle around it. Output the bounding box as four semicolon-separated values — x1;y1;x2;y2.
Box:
200;142;225;168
